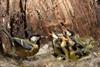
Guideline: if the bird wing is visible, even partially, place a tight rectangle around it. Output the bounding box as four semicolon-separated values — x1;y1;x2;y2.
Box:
13;37;33;50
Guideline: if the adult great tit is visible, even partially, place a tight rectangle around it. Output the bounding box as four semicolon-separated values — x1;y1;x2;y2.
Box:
11;35;41;57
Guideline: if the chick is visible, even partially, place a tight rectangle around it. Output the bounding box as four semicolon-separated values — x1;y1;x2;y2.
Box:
52;32;65;58
65;30;90;59
62;30;82;59
52;29;90;60
59;35;70;58
52;32;71;59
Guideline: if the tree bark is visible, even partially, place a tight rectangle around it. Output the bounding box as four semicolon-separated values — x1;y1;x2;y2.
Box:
0;0;99;39
26;0;98;38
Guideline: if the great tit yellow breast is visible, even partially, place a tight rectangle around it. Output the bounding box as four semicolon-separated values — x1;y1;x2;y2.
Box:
15;45;39;57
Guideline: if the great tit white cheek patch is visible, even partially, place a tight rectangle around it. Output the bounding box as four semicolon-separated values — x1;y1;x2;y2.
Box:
30;36;40;42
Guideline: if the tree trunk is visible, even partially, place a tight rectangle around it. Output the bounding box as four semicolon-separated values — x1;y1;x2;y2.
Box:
0;0;99;39
26;0;98;39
